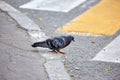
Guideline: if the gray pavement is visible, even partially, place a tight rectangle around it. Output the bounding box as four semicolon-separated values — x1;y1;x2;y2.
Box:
0;10;48;80
0;1;71;79
1;0;120;80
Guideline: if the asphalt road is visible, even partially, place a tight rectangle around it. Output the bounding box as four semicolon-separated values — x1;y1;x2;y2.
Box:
3;0;120;80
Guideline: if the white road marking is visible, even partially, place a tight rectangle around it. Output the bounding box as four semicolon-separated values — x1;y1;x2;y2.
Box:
20;0;86;12
92;35;120;63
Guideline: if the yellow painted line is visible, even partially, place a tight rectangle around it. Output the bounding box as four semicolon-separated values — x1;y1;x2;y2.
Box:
59;0;120;36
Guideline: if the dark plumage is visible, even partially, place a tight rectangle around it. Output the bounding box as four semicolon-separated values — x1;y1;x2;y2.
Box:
31;35;74;54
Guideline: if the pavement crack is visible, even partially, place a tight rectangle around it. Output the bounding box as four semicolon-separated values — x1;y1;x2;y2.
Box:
15;53;41;60
41;55;49;80
7;66;16;73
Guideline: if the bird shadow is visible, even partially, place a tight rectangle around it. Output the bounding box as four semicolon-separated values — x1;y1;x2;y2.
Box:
48;50;66;55
31;49;39;53
31;47;66;55
48;50;55;52
31;49;58;54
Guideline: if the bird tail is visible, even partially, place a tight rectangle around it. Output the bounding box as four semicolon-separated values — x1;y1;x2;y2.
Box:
31;41;47;48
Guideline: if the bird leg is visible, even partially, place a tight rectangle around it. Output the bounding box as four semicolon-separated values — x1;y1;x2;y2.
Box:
53;50;65;55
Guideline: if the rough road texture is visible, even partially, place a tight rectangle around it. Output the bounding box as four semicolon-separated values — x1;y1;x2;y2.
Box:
0;10;48;80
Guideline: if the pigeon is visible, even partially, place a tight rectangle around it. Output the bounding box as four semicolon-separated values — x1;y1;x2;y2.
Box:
31;35;74;54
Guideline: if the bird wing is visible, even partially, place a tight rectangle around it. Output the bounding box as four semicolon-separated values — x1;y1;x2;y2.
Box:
53;38;65;48
49;37;66;50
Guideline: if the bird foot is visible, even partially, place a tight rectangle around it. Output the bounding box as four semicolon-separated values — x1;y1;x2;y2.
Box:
58;51;65;55
52;50;65;55
50;50;65;54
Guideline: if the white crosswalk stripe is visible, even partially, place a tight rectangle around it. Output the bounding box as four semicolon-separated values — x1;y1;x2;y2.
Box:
92;35;120;63
20;0;86;12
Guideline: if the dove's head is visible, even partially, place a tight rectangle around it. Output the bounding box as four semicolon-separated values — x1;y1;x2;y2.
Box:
68;35;75;42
